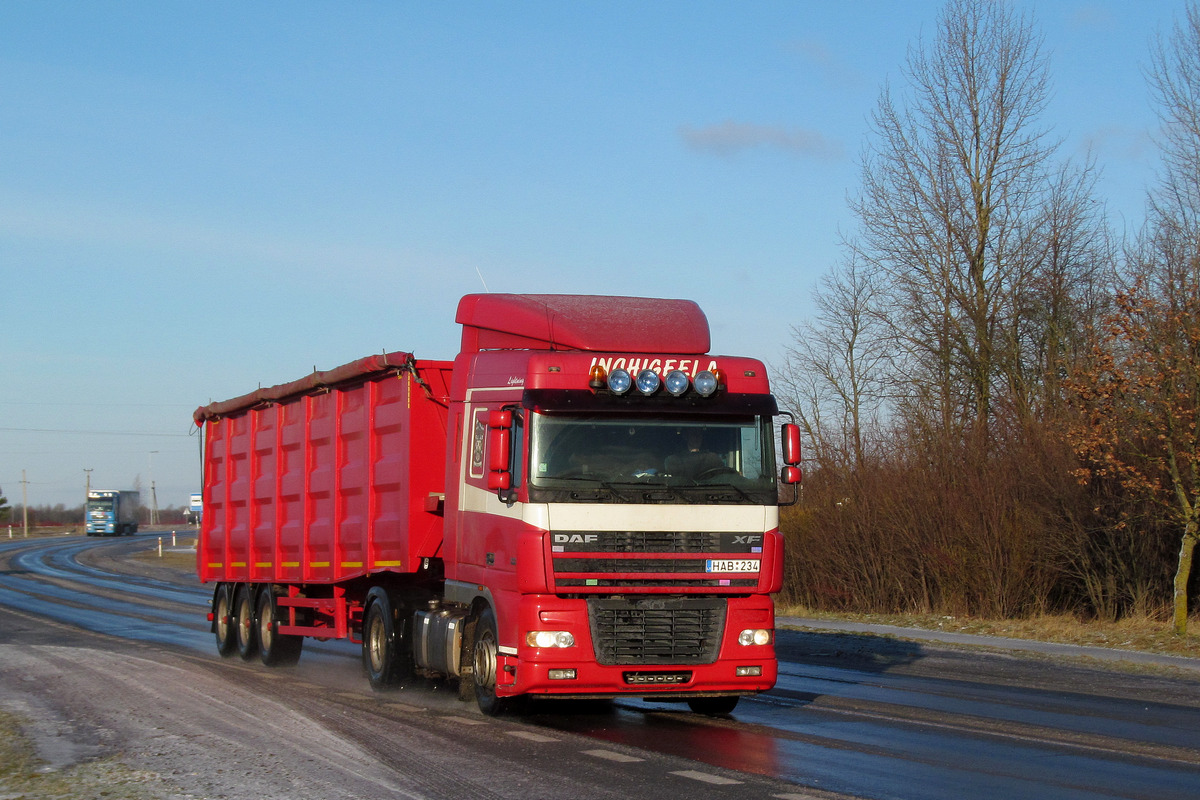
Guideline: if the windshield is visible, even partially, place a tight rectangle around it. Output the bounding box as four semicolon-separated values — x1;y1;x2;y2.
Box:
87;499;114;515
528;413;778;504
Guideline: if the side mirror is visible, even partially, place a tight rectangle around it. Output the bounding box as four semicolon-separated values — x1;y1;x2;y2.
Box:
781;423;801;467
487;410;513;494
779;422;802;501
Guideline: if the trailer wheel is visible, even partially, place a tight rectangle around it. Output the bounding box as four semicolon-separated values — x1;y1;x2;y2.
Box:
471;606;523;716
687;696;739;715
213;584;237;657
233;585;258;661
362;589;412;689
257;588;303;667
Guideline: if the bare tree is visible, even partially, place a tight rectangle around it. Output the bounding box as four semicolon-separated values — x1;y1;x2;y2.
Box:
779;253;889;470
780;0;1111;619
849;0;1096;440
1140;0;1200;635
1149;3;1200;232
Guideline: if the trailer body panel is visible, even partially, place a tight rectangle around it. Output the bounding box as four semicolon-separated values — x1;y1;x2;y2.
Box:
197;356;452;585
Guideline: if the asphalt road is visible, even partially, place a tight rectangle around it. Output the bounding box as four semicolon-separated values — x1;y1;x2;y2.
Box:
2;532;1199;800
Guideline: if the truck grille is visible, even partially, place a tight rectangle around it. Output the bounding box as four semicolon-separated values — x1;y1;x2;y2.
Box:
555;557;709;573
588;597;725;666
550;530;763;590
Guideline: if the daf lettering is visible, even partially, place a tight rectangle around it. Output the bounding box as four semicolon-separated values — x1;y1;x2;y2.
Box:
553;533;599;544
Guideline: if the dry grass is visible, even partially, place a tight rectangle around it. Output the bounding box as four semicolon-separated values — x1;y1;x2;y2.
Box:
0;710;168;800
777;605;1200;659
129;538;198;571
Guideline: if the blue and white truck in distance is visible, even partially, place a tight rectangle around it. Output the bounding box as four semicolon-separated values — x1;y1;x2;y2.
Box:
85;490;140;536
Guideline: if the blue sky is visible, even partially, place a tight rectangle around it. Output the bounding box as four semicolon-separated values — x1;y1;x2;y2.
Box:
0;1;1185;510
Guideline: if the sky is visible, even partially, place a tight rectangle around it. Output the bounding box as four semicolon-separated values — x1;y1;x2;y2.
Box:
0;0;1188;511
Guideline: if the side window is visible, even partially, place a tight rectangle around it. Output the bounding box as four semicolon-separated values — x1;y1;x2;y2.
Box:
510;412;525;488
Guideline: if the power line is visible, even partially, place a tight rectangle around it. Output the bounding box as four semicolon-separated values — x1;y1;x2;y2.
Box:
0;401;195;408
0;427;191;438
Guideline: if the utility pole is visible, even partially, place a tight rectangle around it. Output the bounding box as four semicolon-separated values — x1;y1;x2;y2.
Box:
83;468;92;534
148;451;159;526
21;469;28;537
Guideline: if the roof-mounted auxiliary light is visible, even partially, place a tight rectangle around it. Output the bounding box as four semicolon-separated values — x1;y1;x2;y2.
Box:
693;369;719;397
664;369;690;396
635;369;661;395
588;364;607;391
607;368;632;395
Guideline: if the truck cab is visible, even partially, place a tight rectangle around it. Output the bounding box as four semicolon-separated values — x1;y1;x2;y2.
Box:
438;294;797;714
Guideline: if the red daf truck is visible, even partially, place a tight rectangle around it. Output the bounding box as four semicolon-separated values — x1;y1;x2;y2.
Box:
194;293;801;715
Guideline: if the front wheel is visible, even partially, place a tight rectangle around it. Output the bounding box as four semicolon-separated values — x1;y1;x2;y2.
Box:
471;606;523;716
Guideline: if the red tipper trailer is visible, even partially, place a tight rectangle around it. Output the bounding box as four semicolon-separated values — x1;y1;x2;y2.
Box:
194;294;801;715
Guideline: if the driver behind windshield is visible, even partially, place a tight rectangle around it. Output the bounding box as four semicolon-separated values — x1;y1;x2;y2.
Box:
664;428;725;479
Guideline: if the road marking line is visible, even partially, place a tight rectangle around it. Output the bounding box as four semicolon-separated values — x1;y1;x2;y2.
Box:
440;715;488;726
583;749;644;763
507;731;559;743
671;770;742;785
385;703;425;713
336;692;367;702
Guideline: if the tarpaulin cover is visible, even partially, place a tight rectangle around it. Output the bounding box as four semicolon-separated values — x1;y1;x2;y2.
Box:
193;351;411;424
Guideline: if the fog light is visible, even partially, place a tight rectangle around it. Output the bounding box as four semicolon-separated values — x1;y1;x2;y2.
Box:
635;369;661;395
738;628;772;646
548;668;577;680
664;369;690;396
526;630;576;648
607;368;632;395
736;665;763;677
693;370;719;396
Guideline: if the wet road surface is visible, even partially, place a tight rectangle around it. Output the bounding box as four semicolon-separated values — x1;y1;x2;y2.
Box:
2;532;1199;799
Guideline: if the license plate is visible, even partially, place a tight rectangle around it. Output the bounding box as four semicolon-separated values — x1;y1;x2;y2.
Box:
705;559;759;573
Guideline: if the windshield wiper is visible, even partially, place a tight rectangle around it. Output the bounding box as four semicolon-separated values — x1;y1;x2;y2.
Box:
602;481;687;503
702;483;752;502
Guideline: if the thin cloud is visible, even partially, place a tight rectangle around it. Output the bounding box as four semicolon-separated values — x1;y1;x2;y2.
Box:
787;37;864;90
679;120;843;160
1080;125;1155;161
1068;6;1115;32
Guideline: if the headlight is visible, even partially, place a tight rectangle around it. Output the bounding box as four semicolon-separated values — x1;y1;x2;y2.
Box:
664;369;690;396
607;368;632;395
693;370;718;397
738;629;772;646
526;630;576;648
635;369;661;395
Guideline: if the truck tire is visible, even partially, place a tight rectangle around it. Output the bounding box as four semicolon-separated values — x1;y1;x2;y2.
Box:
362;589;412;689
213;584;237;657
687;696;739;715
233;585;258;661
471;606;523;716
257;588;303;667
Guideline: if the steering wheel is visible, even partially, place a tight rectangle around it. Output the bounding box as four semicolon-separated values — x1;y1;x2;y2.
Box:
695;466;739;481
